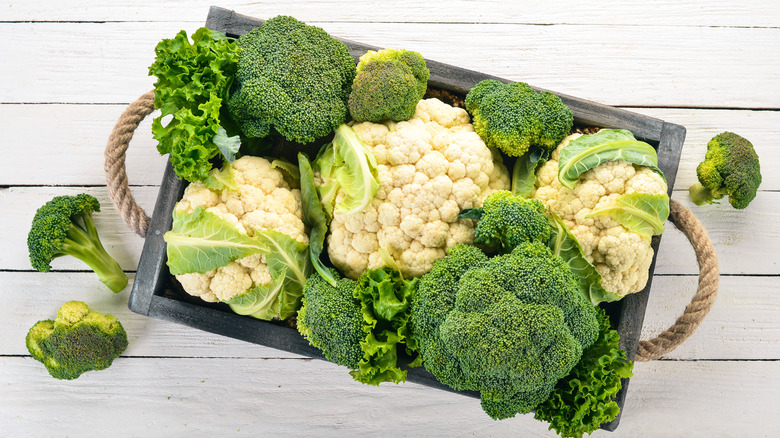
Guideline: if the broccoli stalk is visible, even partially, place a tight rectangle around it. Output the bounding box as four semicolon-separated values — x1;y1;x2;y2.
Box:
689;131;761;209
28;194;128;293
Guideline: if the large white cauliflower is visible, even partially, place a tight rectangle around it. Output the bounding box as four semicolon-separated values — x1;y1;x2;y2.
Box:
328;98;510;279
173;156;308;302
532;133;667;297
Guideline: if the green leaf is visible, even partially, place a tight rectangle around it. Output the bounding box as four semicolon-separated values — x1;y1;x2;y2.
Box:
271;158;301;190
298;153;338;287
313;124;379;216
511;147;548;197
457;208;484;221
148;27;241;183
213;126;241;163
587;192;670;240
227;230;312;320
557;129;665;189
547;214;621;305
202;163;238;192
350;267;419;385
164;208;264;275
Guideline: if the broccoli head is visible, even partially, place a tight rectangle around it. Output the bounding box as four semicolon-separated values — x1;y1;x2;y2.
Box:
689;131;762;209
464;80;573;157
461;190;551;253
347;48;430;122
27;194;128;293
410;242;599;420
26;301;128;380
227;15;357;144
297;269;364;369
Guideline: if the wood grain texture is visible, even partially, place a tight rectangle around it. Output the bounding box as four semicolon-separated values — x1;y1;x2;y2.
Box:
1;357;776;437
5;0;780;27
1;22;778;107
2;272;777;360
2;105;775;189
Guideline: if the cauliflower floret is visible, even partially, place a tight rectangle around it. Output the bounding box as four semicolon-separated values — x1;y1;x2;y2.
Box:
531;132;667;297
329;98;510;279
173;156;308;302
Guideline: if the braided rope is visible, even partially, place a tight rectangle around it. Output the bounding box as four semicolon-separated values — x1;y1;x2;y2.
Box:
104;92;720;360
104;90;156;237
635;199;720;361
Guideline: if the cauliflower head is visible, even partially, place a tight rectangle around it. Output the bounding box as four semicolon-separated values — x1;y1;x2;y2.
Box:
532;133;667;297
328;98;510;279
173;156;308;302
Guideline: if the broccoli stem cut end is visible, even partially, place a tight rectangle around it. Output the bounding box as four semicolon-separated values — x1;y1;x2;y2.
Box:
689;183;718;206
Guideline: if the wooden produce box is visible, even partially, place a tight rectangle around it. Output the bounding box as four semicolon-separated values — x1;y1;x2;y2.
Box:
129;6;686;431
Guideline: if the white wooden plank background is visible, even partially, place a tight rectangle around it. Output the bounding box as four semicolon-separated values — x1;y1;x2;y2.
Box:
1;1;778;436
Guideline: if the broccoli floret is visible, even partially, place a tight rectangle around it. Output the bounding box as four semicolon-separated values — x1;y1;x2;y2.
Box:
227;15;357;144
297;269;364;369
689;131;762;209
26;301;128;380
410;241;599;420
27;194;128;293
462;190;551;253
464;80;573;157
347;48;430;122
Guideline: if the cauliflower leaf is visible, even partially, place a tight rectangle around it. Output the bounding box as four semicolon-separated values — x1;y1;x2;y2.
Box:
314;124;379;217
558;129;664;189
586;192;669;240
165;207;266;275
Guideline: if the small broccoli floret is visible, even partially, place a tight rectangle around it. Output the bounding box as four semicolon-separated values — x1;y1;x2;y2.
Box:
227;15;357;144
410;241;599;420
26;301;128;380
464;80;573;157
347;48;430;123
689;131;762;209
297;269;364;369
27;194;128;293
462;190;551;253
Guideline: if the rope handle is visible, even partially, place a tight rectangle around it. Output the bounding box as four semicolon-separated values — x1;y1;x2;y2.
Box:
104;90;720;361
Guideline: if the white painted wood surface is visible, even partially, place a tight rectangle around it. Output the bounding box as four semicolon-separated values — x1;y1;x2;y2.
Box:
1;1;778;436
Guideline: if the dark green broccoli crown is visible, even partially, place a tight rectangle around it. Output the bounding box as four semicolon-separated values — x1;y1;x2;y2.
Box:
411;241;598;419
464;80;573;157
25;301;128;380
28;194;101;272
348;48;430;122
298;270;364;369
227;15;357;144
409;244;488;389
694;131;761;209
472;190;551;252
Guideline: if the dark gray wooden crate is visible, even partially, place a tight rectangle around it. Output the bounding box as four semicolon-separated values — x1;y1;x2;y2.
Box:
129;6;686;431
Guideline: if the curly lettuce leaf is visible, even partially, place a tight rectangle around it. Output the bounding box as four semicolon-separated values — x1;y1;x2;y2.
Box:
557;129;664;189
586;192;670;240
534;307;633;438
350;267;418;385
547;215;621;305
149;27;240;183
164;207;264;275
298;152;338;287
313;124;379;217
227;230;312;320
